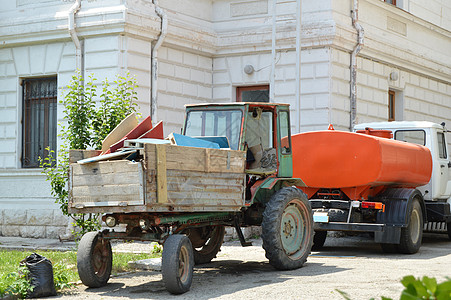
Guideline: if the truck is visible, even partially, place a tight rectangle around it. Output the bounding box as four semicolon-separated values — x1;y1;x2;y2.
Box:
69;102;314;294
292;121;451;253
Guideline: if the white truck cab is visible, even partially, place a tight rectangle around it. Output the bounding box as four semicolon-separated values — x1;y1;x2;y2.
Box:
355;121;451;237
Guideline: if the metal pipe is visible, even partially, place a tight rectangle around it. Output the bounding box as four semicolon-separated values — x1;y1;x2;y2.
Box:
350;0;364;131
68;0;82;72
270;0;277;103
295;0;302;133
151;0;168;124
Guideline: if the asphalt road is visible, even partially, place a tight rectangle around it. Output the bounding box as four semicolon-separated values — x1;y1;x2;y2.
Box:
54;233;451;300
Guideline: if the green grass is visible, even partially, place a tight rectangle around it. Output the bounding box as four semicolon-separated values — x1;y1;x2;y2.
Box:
0;249;161;296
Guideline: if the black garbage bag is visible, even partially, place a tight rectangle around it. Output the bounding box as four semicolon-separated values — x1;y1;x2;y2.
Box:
22;253;57;298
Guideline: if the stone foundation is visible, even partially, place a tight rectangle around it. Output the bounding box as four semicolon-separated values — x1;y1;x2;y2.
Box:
0;209;71;239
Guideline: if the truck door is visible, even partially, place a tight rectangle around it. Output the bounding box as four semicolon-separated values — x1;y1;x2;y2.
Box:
437;131;451;199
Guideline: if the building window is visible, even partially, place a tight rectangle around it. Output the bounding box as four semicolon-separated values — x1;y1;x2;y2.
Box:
384;0;397;5
237;85;269;102
388;90;395;121
22;77;57;168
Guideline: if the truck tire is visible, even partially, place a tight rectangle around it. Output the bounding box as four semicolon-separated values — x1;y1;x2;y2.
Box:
312;231;327;251
77;231;112;288
186;226;225;265
162;234;194;295
398;198;423;254
262;187;313;270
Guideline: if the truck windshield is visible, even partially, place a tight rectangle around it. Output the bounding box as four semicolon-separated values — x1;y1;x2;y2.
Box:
184;109;243;150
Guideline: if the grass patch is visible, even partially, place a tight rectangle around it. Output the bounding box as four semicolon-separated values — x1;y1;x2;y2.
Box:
0;249;161;297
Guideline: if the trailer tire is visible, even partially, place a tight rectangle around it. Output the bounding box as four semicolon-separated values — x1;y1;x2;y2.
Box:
312;231;327;251
186;226;225;265
262;187;313;270
77;231;112;288
162;234;194;295
398;198;423;254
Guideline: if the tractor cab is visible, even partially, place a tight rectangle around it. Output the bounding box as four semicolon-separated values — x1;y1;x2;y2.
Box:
183;102;293;179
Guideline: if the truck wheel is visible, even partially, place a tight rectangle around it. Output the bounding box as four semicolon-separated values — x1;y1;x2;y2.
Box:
77;231;112;288
262;187;313;270
186;226;225;265
162;234;194;294
312;231;327;251
380;243;398;254
398;198;423;254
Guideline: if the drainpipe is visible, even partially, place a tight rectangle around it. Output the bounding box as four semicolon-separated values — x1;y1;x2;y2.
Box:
270;0;276;103
350;0;364;131
68;0;82;73
151;0;168;124
295;0;301;133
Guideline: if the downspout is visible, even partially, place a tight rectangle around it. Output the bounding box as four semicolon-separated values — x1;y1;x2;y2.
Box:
68;0;82;73
350;0;364;131
151;0;168;124
295;0;301;133
270;0;276;103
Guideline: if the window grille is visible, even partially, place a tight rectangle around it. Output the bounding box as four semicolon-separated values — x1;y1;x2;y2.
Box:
22;77;57;168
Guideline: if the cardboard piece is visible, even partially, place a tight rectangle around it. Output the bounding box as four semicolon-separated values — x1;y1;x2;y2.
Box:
109;116;153;153
169;133;220;149
140;120;164;139
101;113;138;153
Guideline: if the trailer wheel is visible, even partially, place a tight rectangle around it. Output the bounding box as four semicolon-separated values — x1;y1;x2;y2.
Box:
312;231;327;251
186;226;225;265
262;187;313;270
77;231;112;288
398;198;423;254
162;234;194;294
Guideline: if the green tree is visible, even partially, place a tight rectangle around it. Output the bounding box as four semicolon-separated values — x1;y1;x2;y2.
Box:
40;70;139;239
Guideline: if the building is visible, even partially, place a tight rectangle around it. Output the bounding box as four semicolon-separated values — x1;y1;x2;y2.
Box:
0;0;450;238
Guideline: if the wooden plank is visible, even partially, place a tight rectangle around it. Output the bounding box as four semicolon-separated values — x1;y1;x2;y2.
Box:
72;160;141;175
72;184;142;198
72;172;142;187
69;150;102;164
156;144;168;203
101;112;138;153
144;144;245;173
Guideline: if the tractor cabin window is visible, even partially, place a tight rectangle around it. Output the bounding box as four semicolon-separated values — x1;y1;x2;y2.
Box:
237;85;269;102
22;77;57;168
388;90;395;121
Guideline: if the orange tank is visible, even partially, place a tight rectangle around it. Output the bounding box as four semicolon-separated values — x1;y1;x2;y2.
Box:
291;130;432;200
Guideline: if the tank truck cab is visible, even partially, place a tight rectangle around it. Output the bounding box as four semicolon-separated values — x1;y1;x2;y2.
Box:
355;121;451;239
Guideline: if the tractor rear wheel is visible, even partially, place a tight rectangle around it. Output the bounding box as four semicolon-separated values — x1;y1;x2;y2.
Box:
261;187;313;270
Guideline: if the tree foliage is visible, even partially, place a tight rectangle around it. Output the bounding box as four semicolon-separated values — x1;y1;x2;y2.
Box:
40;70;138;239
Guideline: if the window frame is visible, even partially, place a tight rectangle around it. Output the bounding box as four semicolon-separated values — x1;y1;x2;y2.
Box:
236;85;270;102
388;90;396;121
21;77;58;168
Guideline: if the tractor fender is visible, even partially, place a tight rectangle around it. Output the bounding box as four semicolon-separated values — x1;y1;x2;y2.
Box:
250;177;306;205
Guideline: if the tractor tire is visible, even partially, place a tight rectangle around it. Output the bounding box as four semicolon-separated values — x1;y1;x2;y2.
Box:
162;234;194;295
186;226;225;265
77;231;112;288
311;231;327;251
398;198;423;254
261;187;313;270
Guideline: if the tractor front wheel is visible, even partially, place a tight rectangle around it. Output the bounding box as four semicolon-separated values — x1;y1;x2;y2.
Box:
261;187;313;270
